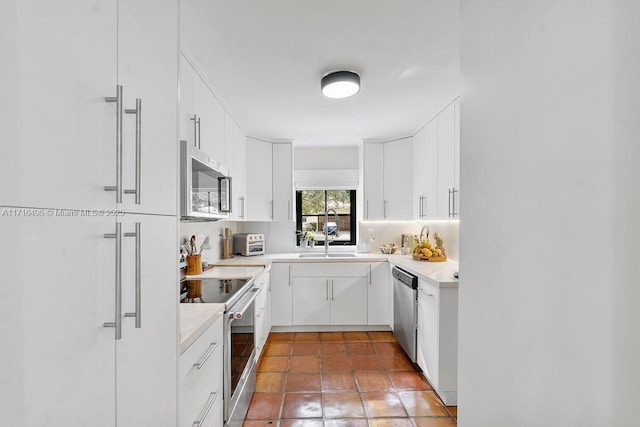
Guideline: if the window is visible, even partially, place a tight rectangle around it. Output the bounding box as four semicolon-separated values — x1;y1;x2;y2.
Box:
296;190;356;246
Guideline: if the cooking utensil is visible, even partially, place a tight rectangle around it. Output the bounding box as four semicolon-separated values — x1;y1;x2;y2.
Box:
190;235;196;255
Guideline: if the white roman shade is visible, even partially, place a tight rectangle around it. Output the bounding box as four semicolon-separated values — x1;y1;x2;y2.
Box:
294;147;359;189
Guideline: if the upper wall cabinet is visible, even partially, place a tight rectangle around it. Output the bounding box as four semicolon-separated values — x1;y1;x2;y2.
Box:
363;139;413;220
363;143;385;220
246;139;293;222
246;138;273;221
272;143;293;221
413;120;439;219
437;100;460;219
383;138;414;220
178;53;226;168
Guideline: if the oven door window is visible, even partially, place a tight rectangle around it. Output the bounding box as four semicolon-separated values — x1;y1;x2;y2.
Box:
230;303;254;396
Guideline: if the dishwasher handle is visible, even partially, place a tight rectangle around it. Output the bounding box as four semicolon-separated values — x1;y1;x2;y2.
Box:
392;267;418;289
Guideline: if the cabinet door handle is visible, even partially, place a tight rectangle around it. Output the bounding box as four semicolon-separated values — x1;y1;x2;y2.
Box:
288;265;291;286
452;188;458;217
425;194;428;218
331;279;334;301
197;117;201;149
366;200;369;219
104;85;123;203
124;98;142;204
190;115;198;148
103;222;123;340
193;389;221;427
326;279;329;301
124;222;141;328
448;189;453;218
369;265;372;286
239;196;245;219
270;200;273;219
383;200;387;219
194;339;221;370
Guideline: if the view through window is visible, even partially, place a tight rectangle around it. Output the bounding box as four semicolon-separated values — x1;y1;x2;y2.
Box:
296;190;356;246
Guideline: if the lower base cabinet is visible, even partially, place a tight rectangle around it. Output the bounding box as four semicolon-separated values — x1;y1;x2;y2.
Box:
270;263;292;326
416;279;458;405
254;266;272;359
179;315;224;427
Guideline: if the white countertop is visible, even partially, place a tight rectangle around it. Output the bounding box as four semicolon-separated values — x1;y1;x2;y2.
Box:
212;252;458;287
179;304;225;354
185;265;264;280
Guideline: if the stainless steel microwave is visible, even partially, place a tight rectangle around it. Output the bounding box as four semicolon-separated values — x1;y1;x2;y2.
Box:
180;140;232;220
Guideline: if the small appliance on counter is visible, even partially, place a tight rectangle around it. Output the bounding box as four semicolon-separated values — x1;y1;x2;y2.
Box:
233;233;265;256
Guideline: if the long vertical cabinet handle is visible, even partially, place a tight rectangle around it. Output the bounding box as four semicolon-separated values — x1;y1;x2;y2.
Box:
103;223;123;340
331;280;334;301
369;265;372;286
239;197;245;219
124;222;141;328
190;115;198;147
383;200;387;219
197;117;201;149
104;85;123;203
326;279;329;301
448;189;453;218
452;188;458;217
288;265;291;287
366;200;369;219
124;99;142;204
270;200;273;219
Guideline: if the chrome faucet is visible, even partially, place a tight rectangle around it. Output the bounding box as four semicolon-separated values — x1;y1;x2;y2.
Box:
324;208;339;254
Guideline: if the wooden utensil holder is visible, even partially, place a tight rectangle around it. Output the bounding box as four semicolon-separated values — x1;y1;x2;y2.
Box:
186;254;203;276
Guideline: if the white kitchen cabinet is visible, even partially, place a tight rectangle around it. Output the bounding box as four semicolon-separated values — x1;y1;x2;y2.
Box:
291;263;369;326
454;97;461;217
330;277;368;325
193;72;225;164
437;101;457;219
363;139;413;220
117;214;177;427
233;124;248;220
254;267;272;358
246;137;273;220
117;0;178;216
416;279;458;405
270;263;292;326
292;278;332;325
179;53;196;146
368;262;391;326
179;315;223;427
363;143;385;220
1;2;179;426
272;143;293;221
0;214;116;427
383;137;414;220
413;119;439;219
0;0;117;211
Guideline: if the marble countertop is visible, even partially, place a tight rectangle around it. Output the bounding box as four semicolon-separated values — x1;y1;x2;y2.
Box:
179;304;225;355
185;265;264;280
212;252;458;288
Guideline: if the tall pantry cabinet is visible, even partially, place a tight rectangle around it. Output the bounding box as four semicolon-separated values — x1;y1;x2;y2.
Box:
0;1;178;427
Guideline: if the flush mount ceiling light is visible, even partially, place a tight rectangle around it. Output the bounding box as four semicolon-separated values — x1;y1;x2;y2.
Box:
321;71;361;99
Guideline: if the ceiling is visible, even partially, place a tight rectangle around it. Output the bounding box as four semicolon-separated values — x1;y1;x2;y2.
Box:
181;0;459;146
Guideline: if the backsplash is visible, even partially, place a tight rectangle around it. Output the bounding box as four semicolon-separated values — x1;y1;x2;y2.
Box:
358;220;459;262
236;221;297;253
179;220;239;264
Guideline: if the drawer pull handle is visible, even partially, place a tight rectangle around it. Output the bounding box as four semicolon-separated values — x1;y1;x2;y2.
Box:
193;388;220;427
194;339;221;370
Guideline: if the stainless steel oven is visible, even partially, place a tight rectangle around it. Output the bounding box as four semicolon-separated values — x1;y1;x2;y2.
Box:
179;275;258;427
224;283;258;427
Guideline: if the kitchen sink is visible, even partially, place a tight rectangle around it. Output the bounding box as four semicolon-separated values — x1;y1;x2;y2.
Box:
298;253;358;258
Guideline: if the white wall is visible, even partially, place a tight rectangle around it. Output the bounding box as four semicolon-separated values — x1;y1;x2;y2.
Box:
460;1;638;425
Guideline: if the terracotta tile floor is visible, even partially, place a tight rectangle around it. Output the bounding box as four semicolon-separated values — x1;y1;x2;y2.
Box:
246;332;457;426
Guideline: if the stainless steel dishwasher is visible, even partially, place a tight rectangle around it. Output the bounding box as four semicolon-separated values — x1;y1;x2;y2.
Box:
392;266;418;362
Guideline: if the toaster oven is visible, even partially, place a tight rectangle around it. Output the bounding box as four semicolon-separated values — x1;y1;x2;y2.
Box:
233;233;265;256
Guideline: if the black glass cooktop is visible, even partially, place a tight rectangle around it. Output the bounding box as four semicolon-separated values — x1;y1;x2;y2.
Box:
181;278;251;304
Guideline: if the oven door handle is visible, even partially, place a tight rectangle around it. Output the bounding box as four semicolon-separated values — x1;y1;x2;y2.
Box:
228;288;259;321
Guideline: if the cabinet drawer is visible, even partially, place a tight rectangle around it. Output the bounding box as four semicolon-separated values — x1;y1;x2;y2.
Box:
291;262;369;277
418;280;439;307
181;386;223;427
179;316;224;427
